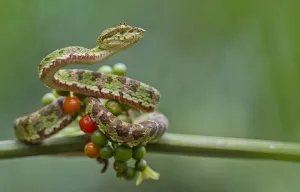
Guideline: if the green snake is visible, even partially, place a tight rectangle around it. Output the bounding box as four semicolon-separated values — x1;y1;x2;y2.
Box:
13;23;168;147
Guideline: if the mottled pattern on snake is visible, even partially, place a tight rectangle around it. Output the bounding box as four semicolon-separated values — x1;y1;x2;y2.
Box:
14;98;77;143
87;97;168;146
13;23;168;146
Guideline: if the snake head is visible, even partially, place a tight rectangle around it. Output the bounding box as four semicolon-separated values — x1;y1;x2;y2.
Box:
97;23;145;50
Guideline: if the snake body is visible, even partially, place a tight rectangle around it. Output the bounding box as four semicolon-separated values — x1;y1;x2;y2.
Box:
14;23;168;147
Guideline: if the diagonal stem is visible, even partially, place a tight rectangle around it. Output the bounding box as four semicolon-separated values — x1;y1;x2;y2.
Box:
1;132;300;163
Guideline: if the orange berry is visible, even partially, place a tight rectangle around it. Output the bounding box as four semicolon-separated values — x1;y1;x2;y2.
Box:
84;142;100;158
63;96;80;113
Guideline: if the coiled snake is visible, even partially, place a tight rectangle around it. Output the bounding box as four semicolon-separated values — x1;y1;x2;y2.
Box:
13;23;168;147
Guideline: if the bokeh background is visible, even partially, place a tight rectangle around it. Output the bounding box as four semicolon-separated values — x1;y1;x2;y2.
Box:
1;0;300;191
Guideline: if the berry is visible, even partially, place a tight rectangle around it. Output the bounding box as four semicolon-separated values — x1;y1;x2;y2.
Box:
97;65;113;74
113;63;127;76
105;100;122;116
79;114;97;134
114;145;132;162
117;114;131;123
135;159;147;171
132;146;146;160
124;167;137;180
41;92;56;106
113;161;128;173
100;146;114;159
91;130;108;146
84;142;100;158
63;96;81;113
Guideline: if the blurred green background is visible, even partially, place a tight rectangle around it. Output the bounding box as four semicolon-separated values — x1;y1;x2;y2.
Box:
1;0;300;191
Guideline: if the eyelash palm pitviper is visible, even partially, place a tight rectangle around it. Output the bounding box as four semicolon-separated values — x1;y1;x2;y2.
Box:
13;23;168;147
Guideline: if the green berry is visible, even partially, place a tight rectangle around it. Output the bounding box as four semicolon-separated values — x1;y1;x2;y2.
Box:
124;167;137;180
113;63;127;76
52;90;70;97
114;145;132;162
100;146;114;159
113;161;128;173
132;146;146;160
135;159;147;171
42;93;56;106
97;65;113;74
91;131;108;147
105;100;122;116
117;114;131;123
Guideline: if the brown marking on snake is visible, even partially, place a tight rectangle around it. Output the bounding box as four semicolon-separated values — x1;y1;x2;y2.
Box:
140;120;158;137
96;73;105;90
131;128;144;140
77;71;85;81
91;71;102;81
105;76;113;84
117;76;126;84
92;103;111;125
92;102;102;117
115;120;129;137
99;112;111;125
129;80;140;93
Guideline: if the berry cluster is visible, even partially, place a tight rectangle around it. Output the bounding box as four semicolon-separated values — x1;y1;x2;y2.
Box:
41;63;160;185
81;113;148;181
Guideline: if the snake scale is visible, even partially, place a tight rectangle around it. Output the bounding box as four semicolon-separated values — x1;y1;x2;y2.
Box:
14;23;168;147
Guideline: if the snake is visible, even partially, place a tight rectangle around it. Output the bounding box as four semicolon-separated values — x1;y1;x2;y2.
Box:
13;23;168;147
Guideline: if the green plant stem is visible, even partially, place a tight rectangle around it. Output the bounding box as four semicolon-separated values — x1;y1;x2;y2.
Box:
1;133;300;162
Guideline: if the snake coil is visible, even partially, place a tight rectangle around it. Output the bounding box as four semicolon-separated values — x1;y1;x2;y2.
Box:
14;23;168;147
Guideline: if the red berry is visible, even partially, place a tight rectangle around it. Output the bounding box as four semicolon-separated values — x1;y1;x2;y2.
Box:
84;142;100;158
79;114;97;134
63;96;81;113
